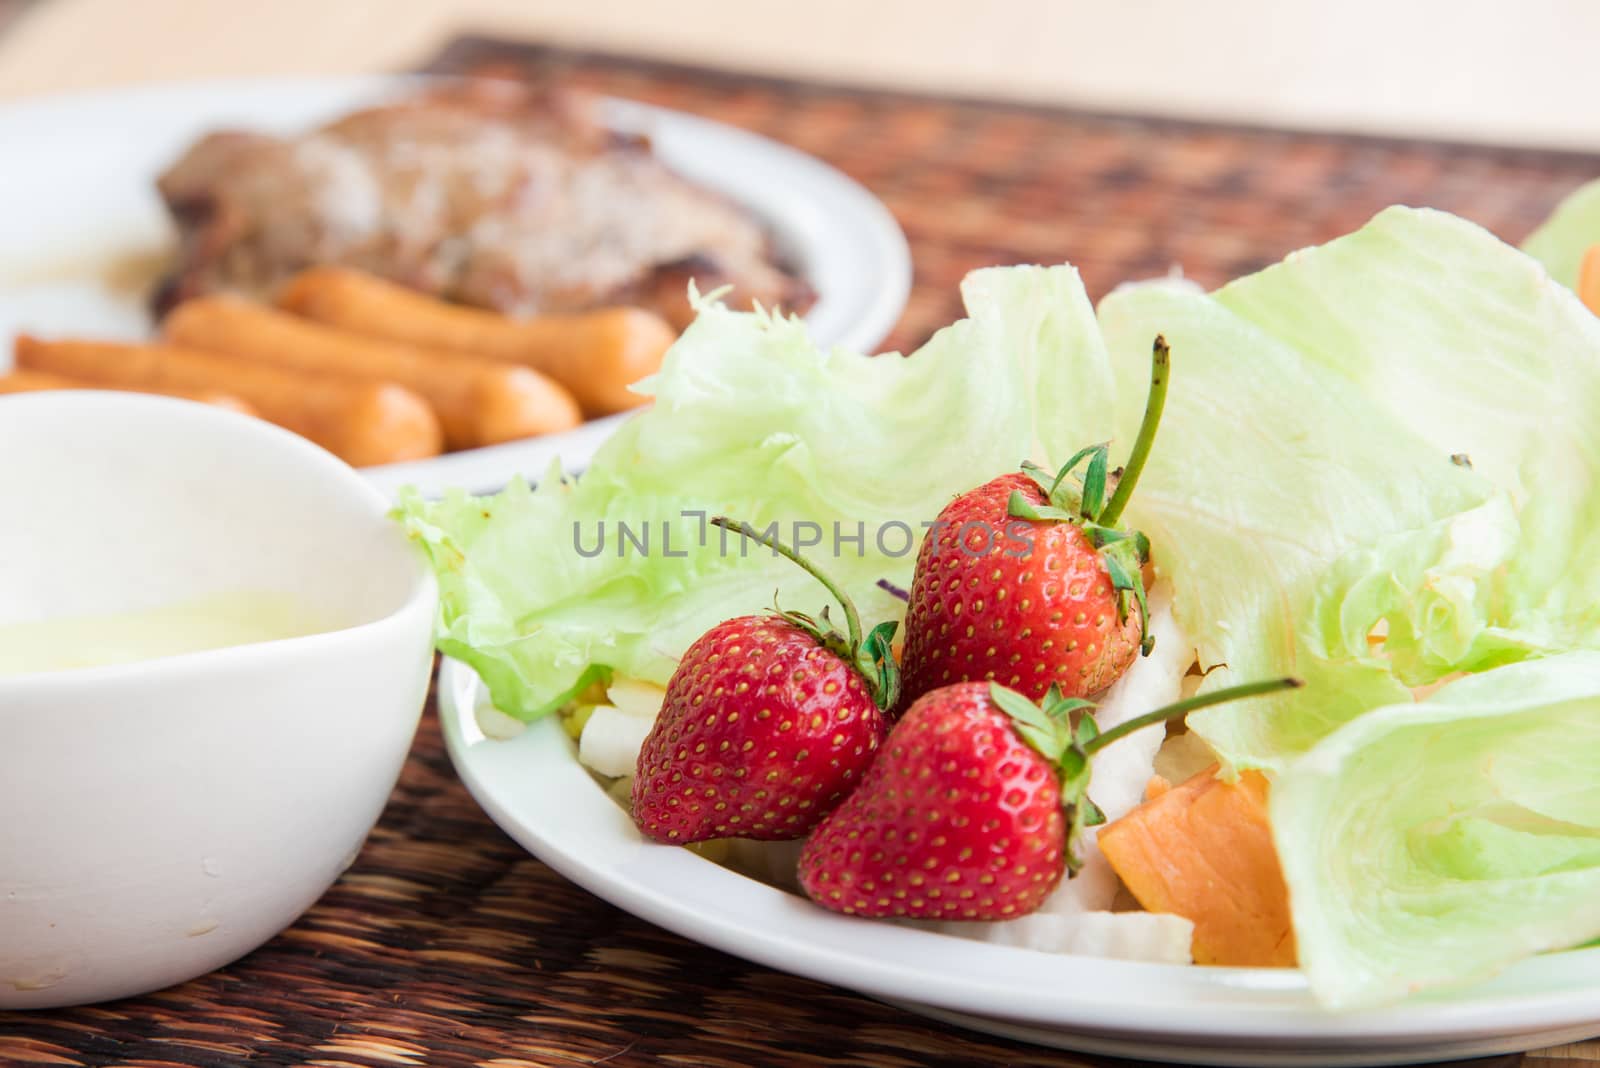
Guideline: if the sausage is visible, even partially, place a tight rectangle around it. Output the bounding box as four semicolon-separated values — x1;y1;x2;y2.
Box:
0;368;258;415
278;267;675;417
163;297;581;449
14;336;441;467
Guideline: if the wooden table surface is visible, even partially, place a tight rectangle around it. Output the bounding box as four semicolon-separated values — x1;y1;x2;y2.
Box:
3;32;1600;1068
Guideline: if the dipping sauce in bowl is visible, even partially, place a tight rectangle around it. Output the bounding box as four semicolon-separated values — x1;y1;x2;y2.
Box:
0;391;437;1009
0;591;329;675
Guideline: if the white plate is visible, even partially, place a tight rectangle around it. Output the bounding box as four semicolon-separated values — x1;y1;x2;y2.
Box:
438;658;1600;1067
0;76;910;498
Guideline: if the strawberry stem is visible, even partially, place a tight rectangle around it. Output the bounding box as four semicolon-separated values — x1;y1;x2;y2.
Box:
1097;335;1170;529
710;516;865;651
709;516;902;712
1084;675;1302;755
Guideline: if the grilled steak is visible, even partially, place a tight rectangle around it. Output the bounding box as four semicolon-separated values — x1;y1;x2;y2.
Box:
154;80;812;329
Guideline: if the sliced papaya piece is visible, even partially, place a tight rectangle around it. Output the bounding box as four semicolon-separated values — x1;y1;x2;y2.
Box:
1098;764;1296;967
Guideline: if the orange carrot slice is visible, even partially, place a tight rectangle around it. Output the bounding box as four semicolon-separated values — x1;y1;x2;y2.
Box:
1099;764;1296;967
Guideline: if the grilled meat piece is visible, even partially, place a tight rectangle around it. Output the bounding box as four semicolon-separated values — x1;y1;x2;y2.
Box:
154;80;812;327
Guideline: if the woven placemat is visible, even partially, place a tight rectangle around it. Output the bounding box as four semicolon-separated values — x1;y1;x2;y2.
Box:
5;36;1600;1068
427;36;1600;358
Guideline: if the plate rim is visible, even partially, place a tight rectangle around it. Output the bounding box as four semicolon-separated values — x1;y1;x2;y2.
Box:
436;657;1600;1057
0;74;912;498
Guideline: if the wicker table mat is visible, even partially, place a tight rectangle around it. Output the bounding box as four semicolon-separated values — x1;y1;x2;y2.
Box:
6;35;1600;1068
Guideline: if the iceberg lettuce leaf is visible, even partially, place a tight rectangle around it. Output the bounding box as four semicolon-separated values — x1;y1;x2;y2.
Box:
1094;279;1500;768
1121;206;1600;1005
397;267;1113;720
1110;207;1600;769
1217;207;1600;636
1272;653;1600;1009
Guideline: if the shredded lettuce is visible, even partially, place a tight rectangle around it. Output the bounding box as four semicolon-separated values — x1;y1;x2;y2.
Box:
396;268;1108;720
1272;654;1600;1009
1523;177;1600;289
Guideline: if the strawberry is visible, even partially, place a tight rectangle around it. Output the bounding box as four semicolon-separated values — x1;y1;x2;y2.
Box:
898;337;1172;708
798;676;1299;920
632;517;900;844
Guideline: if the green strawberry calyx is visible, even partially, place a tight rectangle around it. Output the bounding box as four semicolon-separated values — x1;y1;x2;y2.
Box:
710;515;901;713
1007;335;1170;656
987;675;1303;874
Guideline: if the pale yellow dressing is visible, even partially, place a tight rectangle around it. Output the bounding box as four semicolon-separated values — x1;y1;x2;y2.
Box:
0;591;330;676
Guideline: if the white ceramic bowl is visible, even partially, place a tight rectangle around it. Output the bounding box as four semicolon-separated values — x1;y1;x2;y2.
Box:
0;392;438;1009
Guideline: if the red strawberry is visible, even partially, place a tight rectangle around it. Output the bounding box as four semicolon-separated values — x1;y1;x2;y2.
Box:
798;676;1300;920
898;337;1172;708
632;518;900;844
900;472;1143;704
